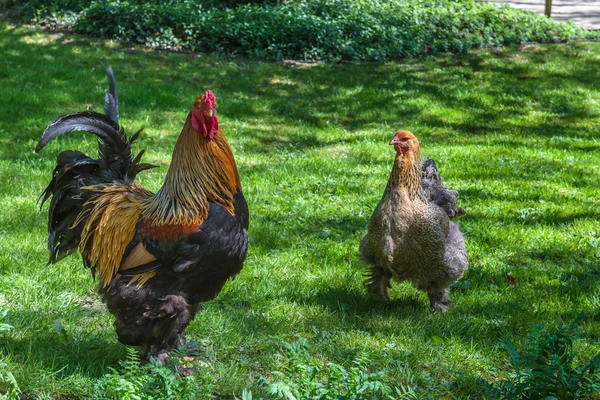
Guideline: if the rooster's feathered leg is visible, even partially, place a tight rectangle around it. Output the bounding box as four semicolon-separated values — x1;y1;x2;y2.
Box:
101;278;194;363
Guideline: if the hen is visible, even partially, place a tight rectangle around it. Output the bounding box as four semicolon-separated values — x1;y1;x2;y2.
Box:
36;67;249;361
359;130;467;312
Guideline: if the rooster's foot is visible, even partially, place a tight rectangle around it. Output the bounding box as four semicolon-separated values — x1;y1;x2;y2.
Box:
140;333;190;365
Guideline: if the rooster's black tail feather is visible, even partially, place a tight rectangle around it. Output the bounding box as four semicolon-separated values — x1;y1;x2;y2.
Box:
104;65;119;125
36;66;155;264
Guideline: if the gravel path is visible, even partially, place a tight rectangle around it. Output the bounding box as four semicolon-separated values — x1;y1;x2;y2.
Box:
486;0;600;30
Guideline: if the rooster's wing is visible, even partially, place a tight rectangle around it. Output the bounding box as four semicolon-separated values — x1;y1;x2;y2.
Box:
122;192;249;295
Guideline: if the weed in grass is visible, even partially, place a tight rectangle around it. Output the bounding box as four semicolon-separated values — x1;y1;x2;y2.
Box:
251;337;418;400
479;322;600;399
0;310;13;334
0;311;20;399
94;345;216;400
0;362;21;400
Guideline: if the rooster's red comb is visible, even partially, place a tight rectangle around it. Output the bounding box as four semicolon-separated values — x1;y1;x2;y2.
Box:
204;90;216;109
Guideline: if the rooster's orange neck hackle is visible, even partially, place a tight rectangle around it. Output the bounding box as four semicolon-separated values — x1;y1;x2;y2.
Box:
387;130;424;201
142;91;241;226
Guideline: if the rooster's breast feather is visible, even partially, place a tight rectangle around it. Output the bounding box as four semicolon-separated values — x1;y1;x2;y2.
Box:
136;191;249;276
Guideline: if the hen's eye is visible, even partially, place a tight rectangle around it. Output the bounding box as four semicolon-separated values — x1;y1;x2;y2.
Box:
195;103;202;109
400;137;409;142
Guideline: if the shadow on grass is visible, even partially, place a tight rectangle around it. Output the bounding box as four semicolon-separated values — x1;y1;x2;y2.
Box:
2;335;123;378
1;308;124;381
311;286;426;316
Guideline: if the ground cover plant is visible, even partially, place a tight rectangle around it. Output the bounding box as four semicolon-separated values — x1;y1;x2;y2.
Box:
0;21;599;399
3;0;598;61
480;321;600;399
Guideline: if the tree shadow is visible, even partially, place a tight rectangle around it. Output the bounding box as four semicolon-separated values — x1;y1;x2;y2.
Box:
1;307;124;380
2;24;599;159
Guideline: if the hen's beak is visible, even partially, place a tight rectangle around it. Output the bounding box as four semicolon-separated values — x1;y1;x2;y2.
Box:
390;137;400;145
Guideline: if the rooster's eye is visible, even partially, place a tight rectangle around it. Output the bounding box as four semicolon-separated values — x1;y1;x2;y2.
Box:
195;103;202;109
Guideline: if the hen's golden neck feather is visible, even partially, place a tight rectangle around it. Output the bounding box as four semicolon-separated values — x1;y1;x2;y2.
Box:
387;146;424;201
142;113;241;226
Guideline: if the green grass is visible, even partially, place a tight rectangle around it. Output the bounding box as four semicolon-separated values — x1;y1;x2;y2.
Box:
0;21;599;399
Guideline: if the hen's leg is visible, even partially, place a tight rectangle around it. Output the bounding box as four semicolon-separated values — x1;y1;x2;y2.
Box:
364;266;392;301
427;288;450;312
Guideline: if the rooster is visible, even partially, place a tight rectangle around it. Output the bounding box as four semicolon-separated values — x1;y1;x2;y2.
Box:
36;67;249;362
359;130;468;312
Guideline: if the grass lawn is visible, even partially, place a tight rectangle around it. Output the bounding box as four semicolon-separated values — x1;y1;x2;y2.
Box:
0;21;599;399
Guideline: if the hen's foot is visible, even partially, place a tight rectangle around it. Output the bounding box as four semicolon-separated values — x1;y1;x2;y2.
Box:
364;269;392;301
428;289;450;312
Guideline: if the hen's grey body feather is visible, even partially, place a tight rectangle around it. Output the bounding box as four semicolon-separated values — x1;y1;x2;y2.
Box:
360;131;468;311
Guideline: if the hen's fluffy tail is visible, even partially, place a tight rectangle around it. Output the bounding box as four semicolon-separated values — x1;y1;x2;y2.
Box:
36;66;154;264
422;158;465;219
